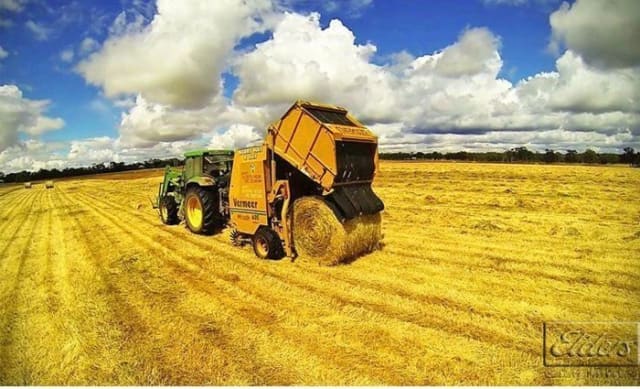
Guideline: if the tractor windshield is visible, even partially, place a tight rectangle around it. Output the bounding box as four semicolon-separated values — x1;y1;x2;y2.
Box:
204;156;232;177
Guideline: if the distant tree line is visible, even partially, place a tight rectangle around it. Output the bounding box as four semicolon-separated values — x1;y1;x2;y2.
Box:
0;158;182;183
1;147;638;184
380;146;640;166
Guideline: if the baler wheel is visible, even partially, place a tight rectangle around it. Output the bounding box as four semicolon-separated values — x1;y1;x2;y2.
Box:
252;227;284;260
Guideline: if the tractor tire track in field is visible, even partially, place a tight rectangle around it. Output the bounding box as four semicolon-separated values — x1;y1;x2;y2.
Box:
71;188;540;363
79;183;630;355
0;186;24;199
1;162;639;385
55;189;310;384
0;190;46;383
387;227;638;281
69;187;408;385
44;190;127;384
53;189;189;384
86;184;639;300
0;190;38;260
64;187;426;384
4;190;58;384
77;186;631;330
69;180;640;362
64;189;462;384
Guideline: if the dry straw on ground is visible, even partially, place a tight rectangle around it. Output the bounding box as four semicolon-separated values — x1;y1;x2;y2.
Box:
292;196;382;265
0;161;638;385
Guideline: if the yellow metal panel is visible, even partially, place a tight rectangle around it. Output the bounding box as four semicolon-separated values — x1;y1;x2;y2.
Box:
320;171;334;190
266;100;380;191
311;128;337;184
304;154;325;182
276;108;301;151
290;113;320;164
229;145;269;235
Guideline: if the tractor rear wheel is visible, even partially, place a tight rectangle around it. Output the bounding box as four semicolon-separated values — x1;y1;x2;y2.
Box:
160;195;179;225
185;187;218;234
252;227;284;260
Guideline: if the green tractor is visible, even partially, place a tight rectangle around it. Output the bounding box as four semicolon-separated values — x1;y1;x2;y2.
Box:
155;149;234;234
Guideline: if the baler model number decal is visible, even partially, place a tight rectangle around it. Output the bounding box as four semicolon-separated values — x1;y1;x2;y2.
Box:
334;126;371;136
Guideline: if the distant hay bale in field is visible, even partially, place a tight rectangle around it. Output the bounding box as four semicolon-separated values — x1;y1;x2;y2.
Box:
45;180;54;189
549;225;581;237
473;220;503;231
487;199;501;208
565;227;581;237
24;182;32;189
424;195;437;203
292;196;382;266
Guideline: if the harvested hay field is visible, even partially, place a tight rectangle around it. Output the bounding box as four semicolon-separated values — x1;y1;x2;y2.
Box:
0;161;638;385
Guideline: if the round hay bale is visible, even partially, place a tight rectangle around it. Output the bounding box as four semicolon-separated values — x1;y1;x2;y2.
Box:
292;196;382;266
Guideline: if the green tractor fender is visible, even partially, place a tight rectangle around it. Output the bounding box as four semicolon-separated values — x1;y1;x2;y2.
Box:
185;176;217;188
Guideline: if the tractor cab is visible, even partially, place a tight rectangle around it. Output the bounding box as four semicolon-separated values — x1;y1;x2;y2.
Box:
182;149;234;185
155;149;234;234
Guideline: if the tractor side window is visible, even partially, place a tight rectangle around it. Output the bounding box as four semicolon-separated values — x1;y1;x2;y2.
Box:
185;158;194;177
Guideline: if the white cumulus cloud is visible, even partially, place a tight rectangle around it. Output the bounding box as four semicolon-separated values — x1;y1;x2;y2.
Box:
0;85;64;152
233;12;396;123
118;94;226;147
76;0;276;109
550;0;640;69
11;2;638;174
207;124;263;150
433;27;502;78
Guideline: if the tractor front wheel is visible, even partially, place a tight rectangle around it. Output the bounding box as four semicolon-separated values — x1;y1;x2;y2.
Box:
184;187;218;234
160;195;179;225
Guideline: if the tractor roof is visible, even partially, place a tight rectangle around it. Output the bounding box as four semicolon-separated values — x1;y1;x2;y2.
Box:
183;149;234;158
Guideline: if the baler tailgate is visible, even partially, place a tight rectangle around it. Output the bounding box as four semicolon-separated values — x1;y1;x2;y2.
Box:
326;184;384;221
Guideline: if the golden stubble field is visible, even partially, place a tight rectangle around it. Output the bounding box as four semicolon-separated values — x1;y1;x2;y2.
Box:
0;161;638;385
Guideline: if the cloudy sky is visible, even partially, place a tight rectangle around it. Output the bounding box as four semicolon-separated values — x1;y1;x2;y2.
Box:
0;0;639;172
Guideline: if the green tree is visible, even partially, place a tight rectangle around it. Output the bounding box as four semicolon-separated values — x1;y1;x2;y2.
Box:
511;147;534;162
581;149;598;164
544;149;558;163
564;150;578;163
621;147;636;165
598;153;620;164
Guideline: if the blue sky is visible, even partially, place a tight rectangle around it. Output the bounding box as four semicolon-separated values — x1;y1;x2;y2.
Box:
0;0;639;172
345;1;559;79
1;1;133;141
2;0;559;141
